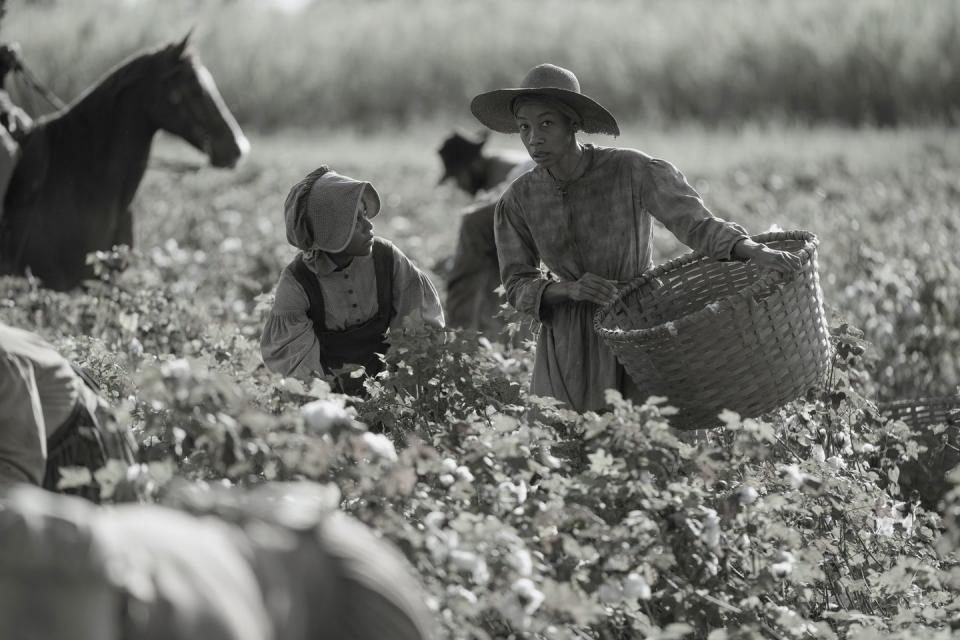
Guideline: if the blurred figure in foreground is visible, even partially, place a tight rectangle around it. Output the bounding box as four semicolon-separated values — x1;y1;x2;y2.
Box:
0;41;33;217
0;482;435;640
0;322;136;502
437;130;534;335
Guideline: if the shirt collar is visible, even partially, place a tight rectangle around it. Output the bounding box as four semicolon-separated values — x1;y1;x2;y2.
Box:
301;249;371;276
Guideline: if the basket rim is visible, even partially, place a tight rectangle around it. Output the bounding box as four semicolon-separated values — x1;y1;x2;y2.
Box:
593;230;820;342
879;395;960;411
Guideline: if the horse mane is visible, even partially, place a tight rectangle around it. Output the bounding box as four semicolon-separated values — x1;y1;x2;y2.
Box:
41;40;192;127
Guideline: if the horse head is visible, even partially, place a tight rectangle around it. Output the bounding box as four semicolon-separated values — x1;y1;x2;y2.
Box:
148;33;250;169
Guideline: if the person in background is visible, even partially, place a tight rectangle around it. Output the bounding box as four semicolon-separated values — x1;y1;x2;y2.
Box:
0;481;435;640
0;322;136;502
471;63;802;412
260;166;444;393
437;128;527;197
437;130;535;334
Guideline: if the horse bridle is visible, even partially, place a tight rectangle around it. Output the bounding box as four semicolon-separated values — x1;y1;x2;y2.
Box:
161;60;218;160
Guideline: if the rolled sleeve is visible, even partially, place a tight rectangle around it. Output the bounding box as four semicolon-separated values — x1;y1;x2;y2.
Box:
0;354;46;486
494;195;552;322
641;159;748;260
389;244;445;331
259;271;325;378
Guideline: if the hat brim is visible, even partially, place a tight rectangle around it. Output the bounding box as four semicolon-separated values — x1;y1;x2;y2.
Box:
310;179;381;254
470;88;620;136
362;183;382;219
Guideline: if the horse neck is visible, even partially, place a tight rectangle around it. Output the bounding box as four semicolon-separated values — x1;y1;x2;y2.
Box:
50;80;158;207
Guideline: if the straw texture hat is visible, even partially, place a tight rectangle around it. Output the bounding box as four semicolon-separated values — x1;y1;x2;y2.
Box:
284;167;381;254
470;63;620;136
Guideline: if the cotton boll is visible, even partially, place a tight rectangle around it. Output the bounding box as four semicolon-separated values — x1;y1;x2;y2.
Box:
623;573;652;600
362;432;398;462
301;399;350;433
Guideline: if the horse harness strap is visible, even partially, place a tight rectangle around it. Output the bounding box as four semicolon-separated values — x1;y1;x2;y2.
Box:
10;52;66;111
288;239;395;387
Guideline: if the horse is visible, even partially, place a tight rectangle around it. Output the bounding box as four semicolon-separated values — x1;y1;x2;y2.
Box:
0;33;249;290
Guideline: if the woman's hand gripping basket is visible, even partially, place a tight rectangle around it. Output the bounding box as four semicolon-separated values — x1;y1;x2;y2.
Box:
594;231;831;429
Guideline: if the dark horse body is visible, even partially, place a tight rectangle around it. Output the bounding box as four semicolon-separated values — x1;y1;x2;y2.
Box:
0;36;248;290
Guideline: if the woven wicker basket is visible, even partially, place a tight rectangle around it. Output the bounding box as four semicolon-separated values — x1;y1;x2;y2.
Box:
594;230;831;429
879;396;960;428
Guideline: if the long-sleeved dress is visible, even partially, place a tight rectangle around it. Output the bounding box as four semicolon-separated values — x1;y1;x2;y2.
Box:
494;145;748;412
260;238;444;378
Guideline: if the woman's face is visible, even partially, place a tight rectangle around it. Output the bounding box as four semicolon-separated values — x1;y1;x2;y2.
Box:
338;189;377;257
514;100;577;169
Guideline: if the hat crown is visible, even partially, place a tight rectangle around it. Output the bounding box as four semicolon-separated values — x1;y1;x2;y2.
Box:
520;64;581;93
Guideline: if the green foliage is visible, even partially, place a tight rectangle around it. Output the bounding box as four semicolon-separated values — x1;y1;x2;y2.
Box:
5;0;960;129
2;128;960;638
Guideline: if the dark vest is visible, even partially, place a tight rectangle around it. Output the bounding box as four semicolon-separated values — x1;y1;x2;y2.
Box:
287;238;394;395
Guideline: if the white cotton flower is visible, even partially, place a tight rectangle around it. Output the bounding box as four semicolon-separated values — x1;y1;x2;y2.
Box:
439;473;455;487
362;432;398;462
128;337;144;358
440;458;458;473
875;516;895;537
778;463;808;489
737;485;759;505
623;573;652;600
811;444;826;464
497;480;528;509
424;511;445;530
512;578;545;614
449;550;480;571
770;550;795;578
509;548;533;577
450;586;478;605
472;558;490;585
161;358;191;380
455;466;474;483
702;509;721;550
540;449;562;470
826;455;847;472
301;399;349;433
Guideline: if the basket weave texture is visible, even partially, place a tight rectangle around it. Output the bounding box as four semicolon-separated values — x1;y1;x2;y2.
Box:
594;230;831;429
879;396;960;428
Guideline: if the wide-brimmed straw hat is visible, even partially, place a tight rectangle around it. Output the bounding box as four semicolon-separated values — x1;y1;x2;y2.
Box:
470;63;620;136
284;167;381;254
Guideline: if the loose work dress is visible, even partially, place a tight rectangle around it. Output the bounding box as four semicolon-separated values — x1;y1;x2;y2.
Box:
494;145;748;412
260;238;444;378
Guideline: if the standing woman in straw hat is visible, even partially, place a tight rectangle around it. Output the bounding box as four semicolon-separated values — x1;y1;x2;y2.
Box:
471;64;802;413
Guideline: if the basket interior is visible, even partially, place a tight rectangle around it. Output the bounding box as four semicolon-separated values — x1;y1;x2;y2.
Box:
608;237;807;332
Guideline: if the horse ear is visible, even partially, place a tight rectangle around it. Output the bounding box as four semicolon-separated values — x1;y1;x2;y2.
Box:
173;28;194;57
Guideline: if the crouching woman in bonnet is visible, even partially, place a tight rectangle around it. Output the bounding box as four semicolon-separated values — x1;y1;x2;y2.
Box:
260;166;444;394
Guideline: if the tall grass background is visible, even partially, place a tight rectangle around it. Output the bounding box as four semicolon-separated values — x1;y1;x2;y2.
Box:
4;0;959;131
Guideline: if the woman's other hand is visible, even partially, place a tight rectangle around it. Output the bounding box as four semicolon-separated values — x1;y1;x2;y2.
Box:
733;239;803;275
545;272;620;306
